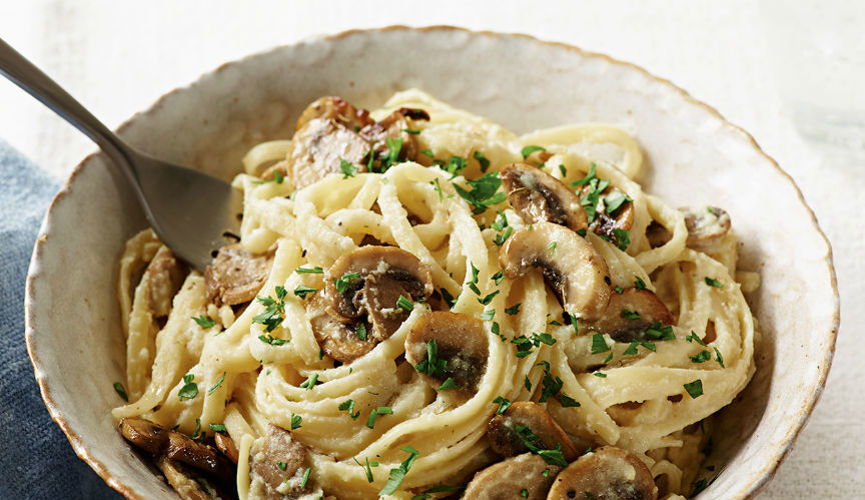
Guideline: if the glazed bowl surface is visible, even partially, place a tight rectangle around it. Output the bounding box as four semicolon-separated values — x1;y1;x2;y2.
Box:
25;26;838;499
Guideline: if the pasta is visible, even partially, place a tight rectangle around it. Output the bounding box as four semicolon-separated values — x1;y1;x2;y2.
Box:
113;89;757;500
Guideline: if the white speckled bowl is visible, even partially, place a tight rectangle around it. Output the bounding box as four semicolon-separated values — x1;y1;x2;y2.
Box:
25;27;838;499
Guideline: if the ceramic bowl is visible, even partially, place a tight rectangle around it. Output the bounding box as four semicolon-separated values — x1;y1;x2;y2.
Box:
25;26;838;499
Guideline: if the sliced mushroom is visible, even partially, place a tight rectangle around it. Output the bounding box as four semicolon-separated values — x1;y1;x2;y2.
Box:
501;163;588;232
156;456;232;500
120;418;236;497
644;221;671;249
287;97;427;188
487;402;579;462
205;244;273;306
325;246;433;331
359;108;420;162
294;96;372;132
546;446;658;500
166;432;235;481
587;288;674;343
308;293;376;363
248;425;311;499
463;453;561;500
214;433;239;464
145;246;188;317
682;206;731;252
405;311;488;395
500;222;611;321
121;417;170;455
578;183;635;248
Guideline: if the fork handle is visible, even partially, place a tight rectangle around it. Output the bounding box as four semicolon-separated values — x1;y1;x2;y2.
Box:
0;37;139;181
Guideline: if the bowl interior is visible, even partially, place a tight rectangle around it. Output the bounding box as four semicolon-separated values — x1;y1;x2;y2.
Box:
26;27;837;500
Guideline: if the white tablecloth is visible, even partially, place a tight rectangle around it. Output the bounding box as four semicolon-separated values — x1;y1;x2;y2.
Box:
1;1;860;497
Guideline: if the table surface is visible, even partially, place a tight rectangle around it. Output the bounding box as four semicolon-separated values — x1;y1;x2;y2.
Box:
1;1;861;497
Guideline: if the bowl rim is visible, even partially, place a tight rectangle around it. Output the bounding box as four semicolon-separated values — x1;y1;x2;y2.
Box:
23;25;840;500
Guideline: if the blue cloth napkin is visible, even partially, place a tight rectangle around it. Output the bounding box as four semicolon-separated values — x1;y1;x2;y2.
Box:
0;140;122;500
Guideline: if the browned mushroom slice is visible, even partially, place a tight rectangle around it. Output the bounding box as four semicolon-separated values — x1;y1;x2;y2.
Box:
145;246;188;317
578;183;635;248
214;433;239;464
294;96;373;132
405;311;488;395
500;222;611;321
325;246;433;324
500;163;588;232
286;116;371;188
166;432;235;481
308;294;376;363
644;221;671;248
358;274;419;340
588;288;674;343
205;244;273;306
487;402;579;462
249;425;311;499
120;417;170;455
682;206;731;252
463;453;561;500
358;108;420;162
547;446;658;500
156;456;231;500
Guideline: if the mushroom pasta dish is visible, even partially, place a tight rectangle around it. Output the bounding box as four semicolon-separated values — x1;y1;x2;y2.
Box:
112;90;758;500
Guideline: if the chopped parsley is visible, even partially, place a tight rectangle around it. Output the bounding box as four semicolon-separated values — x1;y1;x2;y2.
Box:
190;418;201;439
558;164;567;177
412;484;467;499
514;425;568;466
277;461;287;471
254;286;288;332
113;382;128;402
300;467;311;489
354;456;379;483
452;171;506;215
691;350;712;363
339;399;360;420
492;396;512;414
613;228;630;251
209;423;227;433
259;334;289;346
686;330;707;345
621;309;640;320
366;406;393;429
178;373;198;401
443;155;468;178
379;446;420;496
613;285;624;294
477;290;500;305
340;159;358;178
684;379;704;399
558;394;581;408
473;151;490;172
480;309;495;321
397;295;414;311
590;333;610;354
355;323;368;341
402;128;420;135
414;339;447;376
646;322;676;340
532;332;556;346
536;361;564;403
634;276;647;290
420;149;435;158
299;373;319;390
520;145;545;159
295;266;324;274
546;240;558;254
437;377;458;390
704;277;723;288
520;489;529;498
492;270;505;285
439;288;456;308
593;372;608;378
207;372;226;395
505;303;521;315
604;189;631;213
491;211;513;246
333;272;360;294
714;347;725;368
570;163;597;187
290;413;302;430
193;315;216;328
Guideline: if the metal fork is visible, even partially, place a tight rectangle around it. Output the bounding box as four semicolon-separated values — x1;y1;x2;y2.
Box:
0;37;242;271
